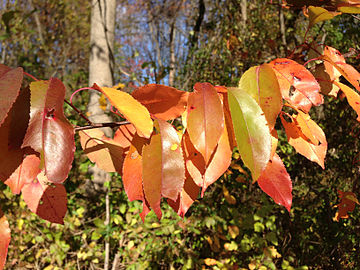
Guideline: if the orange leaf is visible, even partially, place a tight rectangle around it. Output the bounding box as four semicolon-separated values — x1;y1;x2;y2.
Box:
270;129;278;159
4;154;40;194
323;46;346;81
79;129;125;174
321;54;360;91
122;134;147;202
280;112;327;168
258;154;292;212
113;124;137;149
294;110;320;145
0;208;10;270
142;133;162;220
22;171;67;224
334;81;360;121
93;84;153;138
187;82;224;164
334;190;359;221
131;84;189;120
270;58;323;112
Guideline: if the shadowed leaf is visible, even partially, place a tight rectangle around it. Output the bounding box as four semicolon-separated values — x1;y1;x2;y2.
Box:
0;64;23;127
22;171;67;224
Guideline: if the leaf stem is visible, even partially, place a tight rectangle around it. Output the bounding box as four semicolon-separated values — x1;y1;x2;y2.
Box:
24;72;39;81
64;99;93;125
74;121;130;132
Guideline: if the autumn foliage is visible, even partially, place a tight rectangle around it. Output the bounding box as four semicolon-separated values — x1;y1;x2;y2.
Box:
1;2;360;268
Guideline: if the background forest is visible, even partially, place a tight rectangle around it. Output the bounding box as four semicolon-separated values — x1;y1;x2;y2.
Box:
1;0;360;269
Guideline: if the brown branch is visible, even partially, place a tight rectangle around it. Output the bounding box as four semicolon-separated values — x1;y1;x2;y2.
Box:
74;121;130;132
64;99;93;125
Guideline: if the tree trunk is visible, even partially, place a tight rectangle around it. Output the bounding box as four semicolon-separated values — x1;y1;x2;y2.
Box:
88;1;116;269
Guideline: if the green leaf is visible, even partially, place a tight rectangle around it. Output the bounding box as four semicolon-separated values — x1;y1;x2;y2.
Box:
228;88;271;181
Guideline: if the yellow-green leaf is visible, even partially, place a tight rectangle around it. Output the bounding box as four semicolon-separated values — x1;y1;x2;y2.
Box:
227;88;271;181
238;64;282;130
308;6;340;28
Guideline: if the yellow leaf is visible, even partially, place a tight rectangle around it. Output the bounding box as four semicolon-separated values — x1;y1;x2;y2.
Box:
204;258;218;266
228;225;239;239
98;94;107;111
96;85;153;138
308;6;340;28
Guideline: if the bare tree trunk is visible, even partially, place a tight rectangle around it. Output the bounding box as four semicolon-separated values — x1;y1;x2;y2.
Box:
240;0;247;26
279;5;287;53
88;1;116;269
169;22;176;87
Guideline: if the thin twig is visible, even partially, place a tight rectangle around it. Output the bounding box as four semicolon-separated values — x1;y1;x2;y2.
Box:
74;121;130;132
64;99;93;125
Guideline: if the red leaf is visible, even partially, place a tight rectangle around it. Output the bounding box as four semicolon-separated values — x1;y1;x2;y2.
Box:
257;153;292;212
270;58;323;112
22;79;75;183
0;65;23;127
131;84;189;120
4;154;40;194
22;171;67;224
0;87;31;183
187;82;224;164
0;208;10;270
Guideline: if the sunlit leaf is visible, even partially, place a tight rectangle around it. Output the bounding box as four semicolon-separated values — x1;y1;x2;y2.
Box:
22;171;67;224
238;64;283;130
321;54;360;91
257;153;292;212
131;84;189;120
335;81;360;122
280;112;327;168
113;124;136;149
22;79;75;183
323;46;346;81
295;110;320;145
270;58;323;112
0;208;10;270
142;133;162;220
93;84;153;138
0;64;23;127
336;0;360;13
187;82;224;164
308;6;340;28
79;129;126;173
228;88;271;181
